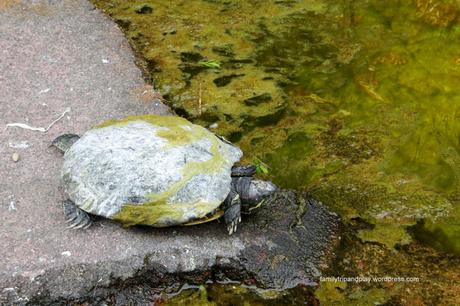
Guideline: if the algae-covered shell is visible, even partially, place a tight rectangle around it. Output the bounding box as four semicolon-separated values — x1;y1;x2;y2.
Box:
61;114;242;227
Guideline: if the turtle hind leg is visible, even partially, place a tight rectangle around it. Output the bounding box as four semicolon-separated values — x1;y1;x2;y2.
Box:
62;200;92;229
223;187;241;235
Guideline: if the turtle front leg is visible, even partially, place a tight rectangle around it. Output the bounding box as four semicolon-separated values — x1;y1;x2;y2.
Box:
223;186;241;235
62;199;92;229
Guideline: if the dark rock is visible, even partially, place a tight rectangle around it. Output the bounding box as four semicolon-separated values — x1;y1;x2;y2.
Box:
229;58;254;64
178;63;206;82
236;192;341;288
198;108;221;123
223;58;254;69
243;93;273;106
410;209;460;255
145;58;162;73
173;106;193;119
135;4;153;14
212;44;235;57
224;113;234;121
241;104;287;132
213;74;245;87
250;136;264;145
162;29;177;36
178;52;207;82
180;52;205;63
228;131;243;143
114;18;131;30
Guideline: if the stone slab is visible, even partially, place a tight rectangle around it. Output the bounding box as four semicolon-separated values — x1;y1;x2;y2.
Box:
0;1;340;304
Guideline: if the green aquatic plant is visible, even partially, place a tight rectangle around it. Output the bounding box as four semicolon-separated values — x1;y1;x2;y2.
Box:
198;60;221;69
254;157;270;174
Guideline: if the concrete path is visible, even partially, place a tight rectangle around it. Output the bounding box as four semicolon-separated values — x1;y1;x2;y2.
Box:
0;1;340;304
0;0;171;303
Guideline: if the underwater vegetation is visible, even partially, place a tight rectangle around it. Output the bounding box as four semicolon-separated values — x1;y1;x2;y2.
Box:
93;0;460;304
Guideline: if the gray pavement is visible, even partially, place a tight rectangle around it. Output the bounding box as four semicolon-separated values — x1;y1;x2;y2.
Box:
0;1;340;304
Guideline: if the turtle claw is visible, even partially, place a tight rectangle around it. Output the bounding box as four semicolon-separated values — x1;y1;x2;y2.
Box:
63;200;92;230
67;215;92;229
65;211;78;223
227;220;239;235
224;191;241;235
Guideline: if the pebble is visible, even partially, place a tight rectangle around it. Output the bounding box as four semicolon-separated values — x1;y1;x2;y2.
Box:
209;123;218;129
12;153;20;162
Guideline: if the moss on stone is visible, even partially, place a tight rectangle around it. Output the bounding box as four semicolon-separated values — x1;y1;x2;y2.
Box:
357;224;412;250
411;205;460;255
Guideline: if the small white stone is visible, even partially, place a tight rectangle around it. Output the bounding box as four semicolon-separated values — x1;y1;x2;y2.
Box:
102;58;109;64
209;123;218;129
61;251;71;257
12;153;20;162
38;88;50;94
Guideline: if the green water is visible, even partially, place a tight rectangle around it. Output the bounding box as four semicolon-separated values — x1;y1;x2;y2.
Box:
156;284;315;305
93;0;460;304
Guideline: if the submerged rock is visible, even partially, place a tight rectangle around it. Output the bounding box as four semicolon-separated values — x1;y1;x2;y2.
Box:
234;192;341;288
213;74;245;87
135;4;153;15
243;93;272;106
411;206;460;255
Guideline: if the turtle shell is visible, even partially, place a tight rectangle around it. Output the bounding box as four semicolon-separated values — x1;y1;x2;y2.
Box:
61;114;242;227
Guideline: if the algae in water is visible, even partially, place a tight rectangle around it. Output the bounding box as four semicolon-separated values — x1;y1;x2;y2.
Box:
92;0;460;304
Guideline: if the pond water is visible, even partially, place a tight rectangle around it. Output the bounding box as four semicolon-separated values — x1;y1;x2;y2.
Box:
92;0;460;304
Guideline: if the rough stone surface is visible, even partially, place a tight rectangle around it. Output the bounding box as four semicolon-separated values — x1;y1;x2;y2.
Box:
0;0;341;304
62;118;242;224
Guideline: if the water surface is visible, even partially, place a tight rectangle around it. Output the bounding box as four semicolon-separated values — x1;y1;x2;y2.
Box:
93;0;460;304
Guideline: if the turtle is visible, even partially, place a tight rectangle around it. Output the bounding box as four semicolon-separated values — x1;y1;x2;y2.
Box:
52;114;277;235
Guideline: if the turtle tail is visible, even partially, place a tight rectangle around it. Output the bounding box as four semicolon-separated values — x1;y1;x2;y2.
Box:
51;134;80;154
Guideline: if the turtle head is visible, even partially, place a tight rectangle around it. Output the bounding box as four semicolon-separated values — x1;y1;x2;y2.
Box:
51;133;80;154
241;179;277;213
